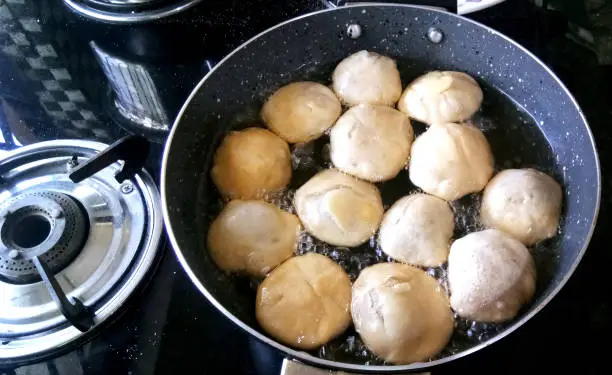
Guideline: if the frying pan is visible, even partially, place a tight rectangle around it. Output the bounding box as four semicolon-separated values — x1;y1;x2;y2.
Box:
161;4;600;373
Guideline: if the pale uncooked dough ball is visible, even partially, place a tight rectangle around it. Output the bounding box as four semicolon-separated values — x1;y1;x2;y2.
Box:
261;81;342;143
409;122;494;201
448;229;536;323
351;263;454;364
332;50;402;107
330;104;413;182
379;194;454;267
294;169;383;247
397;71;483;125
481;168;562;245
207;200;301;277
210;127;292;199
256;253;352;349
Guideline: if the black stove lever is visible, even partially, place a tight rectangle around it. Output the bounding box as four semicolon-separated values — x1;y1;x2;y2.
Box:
69;135;150;183
33;257;94;332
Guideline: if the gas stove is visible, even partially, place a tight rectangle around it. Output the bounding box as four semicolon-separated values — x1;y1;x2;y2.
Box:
1;0;611;374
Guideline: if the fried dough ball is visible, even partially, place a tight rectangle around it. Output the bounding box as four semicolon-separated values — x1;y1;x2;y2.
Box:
332;50;402;107
330;104;413;182
481;168;562;245
448;229;537;323
207;200;300;277
397;71;483;125
261;81;342;143
351;263;454;364
379;194;454;267
210;127;291;199
409;122;494;200
256;253;352;349
294;169;384;247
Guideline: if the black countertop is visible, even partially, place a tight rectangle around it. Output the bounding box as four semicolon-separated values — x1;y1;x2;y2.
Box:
1;0;611;374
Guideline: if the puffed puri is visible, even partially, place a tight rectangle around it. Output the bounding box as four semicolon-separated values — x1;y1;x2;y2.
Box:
256;253;352;350
397;70;483;125
480;168;563;245
207;200;301;278
448;229;536;323
330;104;414;182
210;127;292;200
332;50;403;107
261;81;342;143
409;122;494;201
294;169;384;247
378;193;454;267
351;262;454;364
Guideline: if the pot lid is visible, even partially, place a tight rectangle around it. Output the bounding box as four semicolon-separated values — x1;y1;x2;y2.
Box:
0;138;163;362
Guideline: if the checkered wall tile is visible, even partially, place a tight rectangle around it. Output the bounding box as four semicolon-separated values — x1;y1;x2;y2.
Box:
0;0;113;141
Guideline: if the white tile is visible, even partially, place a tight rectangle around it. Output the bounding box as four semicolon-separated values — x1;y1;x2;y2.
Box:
10;32;30;46
19;18;41;32
65;90;86;102
36;44;58;57
51;68;71;80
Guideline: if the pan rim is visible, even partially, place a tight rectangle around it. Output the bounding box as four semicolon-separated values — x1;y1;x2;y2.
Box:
160;3;602;372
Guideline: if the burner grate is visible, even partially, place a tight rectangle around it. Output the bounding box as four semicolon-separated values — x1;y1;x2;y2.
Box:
0;192;88;284
0;138;162;363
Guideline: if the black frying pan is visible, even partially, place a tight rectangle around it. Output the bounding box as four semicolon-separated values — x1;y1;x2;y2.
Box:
161;4;600;373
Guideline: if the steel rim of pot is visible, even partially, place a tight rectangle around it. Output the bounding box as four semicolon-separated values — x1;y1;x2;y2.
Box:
62;0;204;23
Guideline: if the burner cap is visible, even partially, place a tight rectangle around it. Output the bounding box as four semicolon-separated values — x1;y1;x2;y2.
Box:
0;192;88;284
0;140;162;365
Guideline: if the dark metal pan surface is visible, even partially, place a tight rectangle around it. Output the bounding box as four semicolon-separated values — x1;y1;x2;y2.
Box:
162;4;600;372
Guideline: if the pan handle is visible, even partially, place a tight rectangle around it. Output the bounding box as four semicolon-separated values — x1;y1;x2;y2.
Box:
281;358;432;375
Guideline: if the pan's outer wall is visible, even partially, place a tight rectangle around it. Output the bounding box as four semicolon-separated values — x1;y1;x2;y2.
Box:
162;5;600;373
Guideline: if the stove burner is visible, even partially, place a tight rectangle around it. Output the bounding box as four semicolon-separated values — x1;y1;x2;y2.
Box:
0;192;88;284
0;139;162;365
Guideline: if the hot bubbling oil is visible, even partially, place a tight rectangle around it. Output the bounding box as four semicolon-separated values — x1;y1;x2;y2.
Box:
260;82;561;364
203;79;562;364
269;188;507;364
